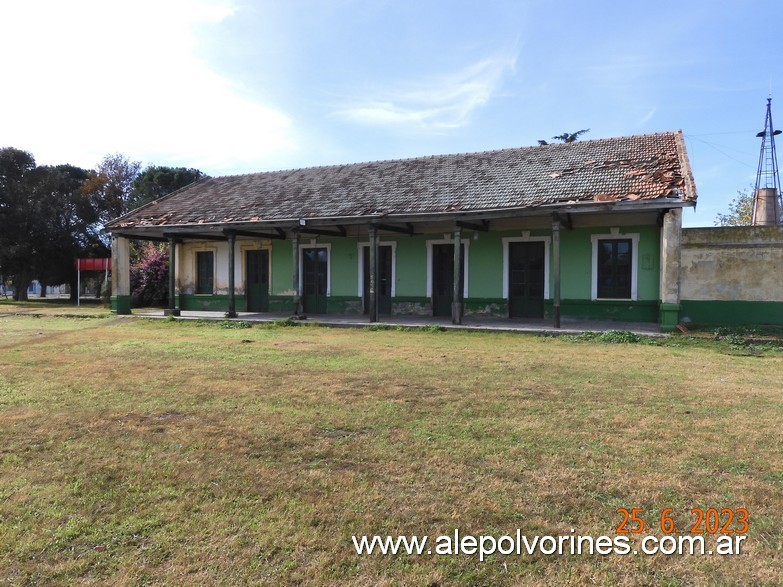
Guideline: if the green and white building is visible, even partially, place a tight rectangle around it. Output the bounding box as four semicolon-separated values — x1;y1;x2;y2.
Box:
105;131;698;331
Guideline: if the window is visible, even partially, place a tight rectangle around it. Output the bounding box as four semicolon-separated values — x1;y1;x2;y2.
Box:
597;239;632;299
196;251;214;294
591;232;639;301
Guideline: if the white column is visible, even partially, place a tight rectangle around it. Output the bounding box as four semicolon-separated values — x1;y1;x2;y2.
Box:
111;235;131;314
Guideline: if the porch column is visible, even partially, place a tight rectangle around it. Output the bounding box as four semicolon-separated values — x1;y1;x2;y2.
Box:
552;216;561;328
164;237;180;316
368;225;379;323
110;235;131;314
659;208;682;332
225;230;237;318
452;226;463;325
292;230;303;316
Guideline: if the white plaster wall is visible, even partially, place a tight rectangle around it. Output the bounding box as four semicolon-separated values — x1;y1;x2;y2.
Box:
179;241;247;295
681;226;783;301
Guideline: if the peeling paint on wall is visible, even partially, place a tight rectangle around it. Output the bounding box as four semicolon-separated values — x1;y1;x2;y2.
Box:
681;226;783;302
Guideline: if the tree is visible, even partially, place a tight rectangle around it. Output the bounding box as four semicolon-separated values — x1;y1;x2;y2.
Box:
538;129;590;146
81;153;142;228
130;165;205;209
28;164;107;299
0;148;109;301
0;148;38;300
715;188;754;226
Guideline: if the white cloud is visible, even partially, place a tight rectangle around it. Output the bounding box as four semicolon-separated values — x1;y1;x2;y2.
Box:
0;0;295;174
335;55;517;131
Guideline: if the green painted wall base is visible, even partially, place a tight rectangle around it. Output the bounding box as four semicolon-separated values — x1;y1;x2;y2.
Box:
111;295;132;314
269;295;295;313
464;297;508;316
391;296;431;316
179;294;246;312
680;300;783;327
327;296;363;315
550;299;659;323
658;303;681;332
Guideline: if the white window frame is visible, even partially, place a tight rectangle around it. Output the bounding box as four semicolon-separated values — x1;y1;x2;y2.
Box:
425;238;470;298
590;230;639;301
240;243;273;295
356;241;397;297
193;246;217;295
502;235;551;299
299;243;332;296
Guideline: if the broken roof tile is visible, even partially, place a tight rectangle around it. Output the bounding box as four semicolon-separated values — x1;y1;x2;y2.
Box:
106;131;697;230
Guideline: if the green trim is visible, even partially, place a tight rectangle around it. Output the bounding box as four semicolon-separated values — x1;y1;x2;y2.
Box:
111;295;132;315
179;294;246;312
269;295;294;313
326;296;363;315
554;299;659;323
464;297;508;316
392;296;430;304
681;300;783;326
658;302;681;333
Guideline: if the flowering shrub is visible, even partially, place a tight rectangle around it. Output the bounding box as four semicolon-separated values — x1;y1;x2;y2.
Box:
130;243;169;307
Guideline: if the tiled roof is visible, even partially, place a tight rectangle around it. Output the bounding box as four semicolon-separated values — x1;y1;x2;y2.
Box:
106;131;696;230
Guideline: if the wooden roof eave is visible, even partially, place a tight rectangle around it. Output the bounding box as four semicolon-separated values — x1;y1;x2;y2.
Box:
109;198;692;239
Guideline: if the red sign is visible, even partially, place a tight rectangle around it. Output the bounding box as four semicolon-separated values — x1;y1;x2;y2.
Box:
74;258;111;271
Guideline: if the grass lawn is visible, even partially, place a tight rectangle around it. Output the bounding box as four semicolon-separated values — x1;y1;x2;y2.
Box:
1;305;782;585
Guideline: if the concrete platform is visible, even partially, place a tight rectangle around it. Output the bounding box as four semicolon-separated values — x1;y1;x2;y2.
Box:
131;309;664;336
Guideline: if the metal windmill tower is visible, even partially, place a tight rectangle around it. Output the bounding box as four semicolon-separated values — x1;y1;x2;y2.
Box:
752;97;783;225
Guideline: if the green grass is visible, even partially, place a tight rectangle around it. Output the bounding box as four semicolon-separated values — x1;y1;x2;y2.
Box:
1;311;782;585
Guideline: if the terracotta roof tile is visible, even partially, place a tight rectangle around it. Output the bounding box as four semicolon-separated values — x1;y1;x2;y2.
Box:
106;131;696;230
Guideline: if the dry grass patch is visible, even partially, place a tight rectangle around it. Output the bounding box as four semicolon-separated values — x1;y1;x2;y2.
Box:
0;315;782;585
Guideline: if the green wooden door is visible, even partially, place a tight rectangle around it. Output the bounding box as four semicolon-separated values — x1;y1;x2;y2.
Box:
302;247;328;314
508;241;545;318
363;245;393;315
432;244;464;317
246;249;269;312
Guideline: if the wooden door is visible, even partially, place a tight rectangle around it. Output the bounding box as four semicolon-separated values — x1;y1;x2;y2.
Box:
432;243;464;317
363;245;392;315
246;249;269;312
302;247;328;313
508;241;545;318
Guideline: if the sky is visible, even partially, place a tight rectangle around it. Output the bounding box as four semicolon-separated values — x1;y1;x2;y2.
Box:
3;0;783;227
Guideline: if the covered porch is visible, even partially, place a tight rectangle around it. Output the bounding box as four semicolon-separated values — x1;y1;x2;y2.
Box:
110;202;685;332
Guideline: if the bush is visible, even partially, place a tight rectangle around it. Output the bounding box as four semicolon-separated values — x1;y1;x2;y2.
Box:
130;243;168;307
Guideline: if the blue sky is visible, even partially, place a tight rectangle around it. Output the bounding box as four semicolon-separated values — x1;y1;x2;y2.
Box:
2;0;782;227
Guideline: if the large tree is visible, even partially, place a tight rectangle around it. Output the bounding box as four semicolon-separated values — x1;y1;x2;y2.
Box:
0;148;38;299
130;165;205;209
715;188;753;226
81;153;142;229
0;150;105;300
28;164;106;299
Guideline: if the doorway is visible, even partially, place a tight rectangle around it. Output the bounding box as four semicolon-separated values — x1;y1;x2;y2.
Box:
302;247;328;313
246;249;270;312
362;245;393;315
431;243;464;317
508;241;545;318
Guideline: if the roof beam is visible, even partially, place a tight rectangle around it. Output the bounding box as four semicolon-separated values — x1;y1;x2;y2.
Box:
116;233;168;243
376;222;415;235
231;228;287;240
163;232;226;241
456;220;489;232
553;213;573;230
299;225;347;237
